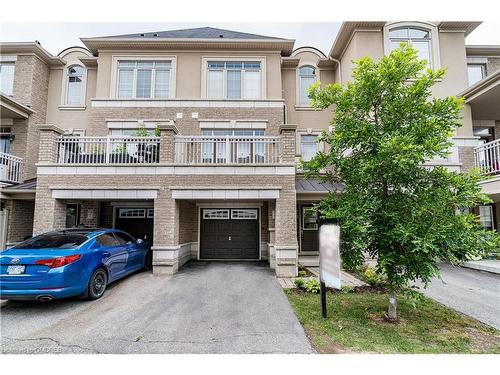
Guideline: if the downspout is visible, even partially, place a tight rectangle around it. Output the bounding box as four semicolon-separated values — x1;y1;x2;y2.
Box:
329;57;342;86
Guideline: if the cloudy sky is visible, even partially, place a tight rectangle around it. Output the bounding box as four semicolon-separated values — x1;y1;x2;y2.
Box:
1;22;499;56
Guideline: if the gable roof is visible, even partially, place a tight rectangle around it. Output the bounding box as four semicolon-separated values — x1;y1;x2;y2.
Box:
96;27;285;40
81;26;295;55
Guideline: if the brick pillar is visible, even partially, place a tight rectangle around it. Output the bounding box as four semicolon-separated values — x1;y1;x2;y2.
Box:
279;124;297;163
152;189;180;275
33;186;66;236
37;124;64;163
274;189;298;277
157;122;178;163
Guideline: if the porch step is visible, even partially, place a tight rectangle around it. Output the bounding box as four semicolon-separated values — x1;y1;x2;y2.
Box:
298;255;319;267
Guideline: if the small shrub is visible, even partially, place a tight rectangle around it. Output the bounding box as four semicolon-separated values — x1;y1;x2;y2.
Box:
362;266;385;286
294;278;305;289
304;278;321;294
341;285;355;294
298;270;308;277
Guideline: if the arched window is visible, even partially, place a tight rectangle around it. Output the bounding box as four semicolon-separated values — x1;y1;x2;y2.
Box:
388;26;432;67
298;65;317;106
65;65;85;105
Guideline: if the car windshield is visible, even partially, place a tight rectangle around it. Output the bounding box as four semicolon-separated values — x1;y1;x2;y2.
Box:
12;233;88;249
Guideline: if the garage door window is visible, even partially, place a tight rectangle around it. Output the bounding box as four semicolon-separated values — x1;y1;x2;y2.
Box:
231;209;258;219
203;209;230;219
119;208;146;218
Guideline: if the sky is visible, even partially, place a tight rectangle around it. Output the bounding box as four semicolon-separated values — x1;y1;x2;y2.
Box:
1;22;499;57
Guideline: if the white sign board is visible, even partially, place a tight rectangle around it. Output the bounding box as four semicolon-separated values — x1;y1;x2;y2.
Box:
319;222;341;289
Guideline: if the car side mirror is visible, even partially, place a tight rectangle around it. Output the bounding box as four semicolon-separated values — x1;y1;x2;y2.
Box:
136;238;144;244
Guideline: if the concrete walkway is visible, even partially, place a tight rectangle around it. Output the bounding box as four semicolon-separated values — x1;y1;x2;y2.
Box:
416;263;500;330
1;262;313;354
463;259;500;275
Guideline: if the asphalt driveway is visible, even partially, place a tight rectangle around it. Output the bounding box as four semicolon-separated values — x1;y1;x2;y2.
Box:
416;263;500;330
0;261;313;354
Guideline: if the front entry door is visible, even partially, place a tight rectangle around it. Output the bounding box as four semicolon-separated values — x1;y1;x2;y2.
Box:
200;208;259;260
300;205;319;252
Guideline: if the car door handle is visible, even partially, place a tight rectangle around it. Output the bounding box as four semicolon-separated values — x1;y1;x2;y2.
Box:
102;251;111;258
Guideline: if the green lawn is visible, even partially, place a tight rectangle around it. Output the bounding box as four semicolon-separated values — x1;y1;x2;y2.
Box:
285;289;500;354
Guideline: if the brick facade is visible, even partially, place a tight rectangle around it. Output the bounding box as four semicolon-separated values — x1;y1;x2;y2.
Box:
4;200;35;244
458;146;476;172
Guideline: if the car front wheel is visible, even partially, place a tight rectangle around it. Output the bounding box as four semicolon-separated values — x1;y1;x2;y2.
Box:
87;268;108;300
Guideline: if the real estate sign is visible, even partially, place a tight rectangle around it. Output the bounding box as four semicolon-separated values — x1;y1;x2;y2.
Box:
319;220;341;289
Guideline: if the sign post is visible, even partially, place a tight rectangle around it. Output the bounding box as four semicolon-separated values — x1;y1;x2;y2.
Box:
318;219;341;319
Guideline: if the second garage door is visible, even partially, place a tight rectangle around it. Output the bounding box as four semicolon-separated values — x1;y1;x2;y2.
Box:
200;208;259;260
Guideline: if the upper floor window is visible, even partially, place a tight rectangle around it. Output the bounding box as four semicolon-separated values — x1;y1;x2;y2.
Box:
206;61;262;99
388;26;432;67
65;65;85;105
301;134;319;161
0;127;12;153
298;66;317;106
0;63;15;95
117;60;171;99
467;64;486;86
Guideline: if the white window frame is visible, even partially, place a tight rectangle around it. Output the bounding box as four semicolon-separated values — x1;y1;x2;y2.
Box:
230;209;258;220
201;56;266;99
296;63;319;107
467;63;487;86
383;22;441;70
479;205;494;231
202;209;230;220
62;64;86;107
119;208;147;219
296;130;323;160
302;206;318;231
110;55;177;99
0;61;16;96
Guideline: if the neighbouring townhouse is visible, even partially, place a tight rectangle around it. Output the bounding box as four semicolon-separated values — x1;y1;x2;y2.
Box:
0;22;499;277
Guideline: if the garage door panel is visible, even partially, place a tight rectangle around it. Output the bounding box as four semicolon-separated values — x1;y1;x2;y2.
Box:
200;209;259;260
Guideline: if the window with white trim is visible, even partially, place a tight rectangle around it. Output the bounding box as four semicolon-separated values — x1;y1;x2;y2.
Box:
201;129;265;163
298;66;317;106
203;209;230;219
231;209;258;219
301;134;319;161
206;61;262;99
302;206;318;230
467;64;486;86
65;65;85;105
479;205;494;231
117;60;171;99
0;63;15;95
119;208;147;218
388;26;432;68
0;127;12;153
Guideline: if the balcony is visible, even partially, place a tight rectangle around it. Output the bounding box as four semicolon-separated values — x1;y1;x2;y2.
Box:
474;139;500;175
174;136;282;164
0;152;24;184
54;135;283;165
56;136;160;164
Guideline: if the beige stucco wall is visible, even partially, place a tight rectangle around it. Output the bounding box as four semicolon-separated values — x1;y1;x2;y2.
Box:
94;50;283;100
282;49;335;131
46;49;96;132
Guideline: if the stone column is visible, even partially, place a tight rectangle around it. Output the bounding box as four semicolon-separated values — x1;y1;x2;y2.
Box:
32;181;66;236
37;124;64;163
157;122;178;163
274;189;299;277
279;124;297;163
152;189;181;275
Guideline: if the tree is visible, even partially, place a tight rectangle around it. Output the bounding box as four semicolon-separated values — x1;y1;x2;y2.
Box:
304;44;500;321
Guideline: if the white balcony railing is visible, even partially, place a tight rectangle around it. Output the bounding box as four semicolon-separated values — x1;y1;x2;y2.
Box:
56;136;161;164
174;136;282;164
0;152;23;184
475;139;500;175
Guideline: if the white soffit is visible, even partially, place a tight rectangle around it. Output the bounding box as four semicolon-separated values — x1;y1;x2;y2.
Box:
52;189;157;199
171;189;280;200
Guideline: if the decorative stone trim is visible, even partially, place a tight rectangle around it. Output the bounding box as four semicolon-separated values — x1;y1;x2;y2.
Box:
171;189;280;200
91;99;285;108
52;189;157;200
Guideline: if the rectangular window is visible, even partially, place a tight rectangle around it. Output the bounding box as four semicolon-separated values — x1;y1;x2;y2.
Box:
0;63;15;95
468;64;486;86
203;209;230;219
65;204;81;228
231;209;258;220
301;135;319;161
200;129;265;163
117;60;172;99
479;205;494;231
119;208;146;218
0;127;12;154
206;61;262;99
302;206;318;230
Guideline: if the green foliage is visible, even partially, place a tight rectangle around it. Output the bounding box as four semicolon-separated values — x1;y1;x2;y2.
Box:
298;270;308;277
362;266;385;287
304;278;321;294
341;285;355;294
303;44;500;295
135;123;149;137
113;144;127;154
294;278;305;288
154;126;161;137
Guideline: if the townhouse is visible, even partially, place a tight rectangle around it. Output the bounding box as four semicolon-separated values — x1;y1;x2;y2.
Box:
0;22;498;277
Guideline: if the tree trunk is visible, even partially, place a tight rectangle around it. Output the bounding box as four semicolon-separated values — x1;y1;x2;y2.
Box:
387;291;398;320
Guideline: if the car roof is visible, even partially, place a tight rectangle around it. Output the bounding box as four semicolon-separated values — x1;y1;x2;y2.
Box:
52;228;110;238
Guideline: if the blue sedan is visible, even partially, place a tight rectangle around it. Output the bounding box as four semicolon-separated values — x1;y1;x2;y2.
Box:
0;228;152;301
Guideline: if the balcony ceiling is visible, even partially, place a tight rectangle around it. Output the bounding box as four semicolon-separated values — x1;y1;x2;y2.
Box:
0;94;34;119
460;70;500;120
